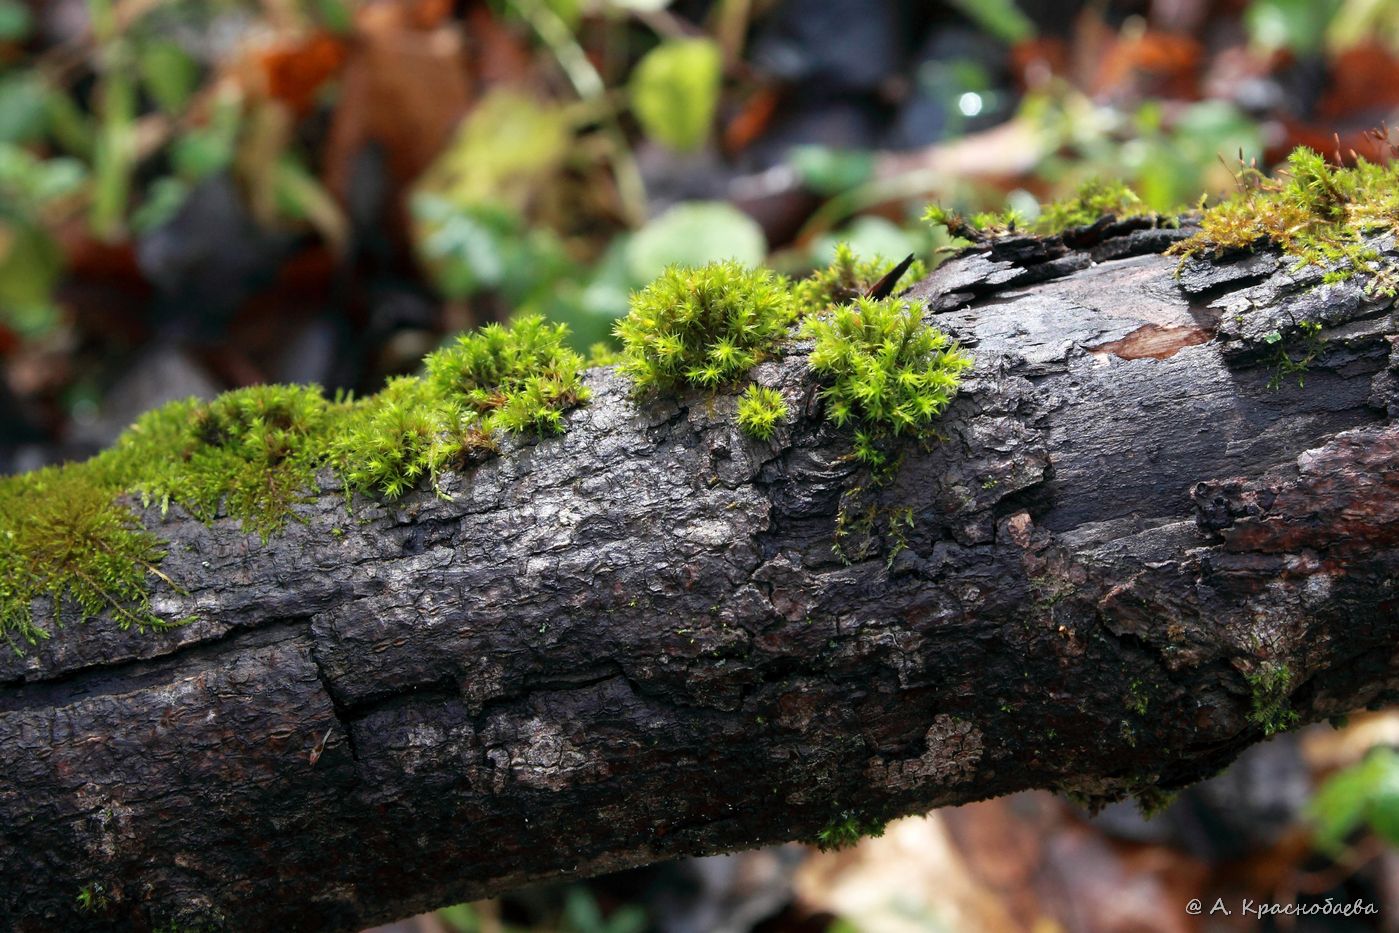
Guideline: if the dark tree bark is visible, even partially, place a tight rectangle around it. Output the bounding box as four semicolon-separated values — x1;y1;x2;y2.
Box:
2;224;1396;932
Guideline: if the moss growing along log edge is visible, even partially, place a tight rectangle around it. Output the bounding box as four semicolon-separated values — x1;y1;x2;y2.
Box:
4;143;1397;650
0;250;962;649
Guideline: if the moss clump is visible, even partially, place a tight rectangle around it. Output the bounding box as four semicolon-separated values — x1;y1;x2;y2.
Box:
614;261;797;392
1170;147;1399;293
0;463;174;648
0;315;592;647
926;177;1155;239
329;376;480;500
792;243;926;316
425;314;589;435
814;810;886;851
803;296;973;469
1036;178;1150;233
115;385;332;540
1246;661;1300;737
735;385;788;440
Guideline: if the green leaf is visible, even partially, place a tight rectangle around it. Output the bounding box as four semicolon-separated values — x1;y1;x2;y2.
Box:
543;0;584;29
0;74;49;144
418;88;570;209
44;85;95;157
629;38;722;152
312;0;354;33
789;145;874;196
138;39;200;113
626;201;766;281
170;95;241;180
1245;0;1341;54
946;0;1035;43
0;0;33;41
90;71;138;239
130;176;190;233
1309;749;1399;853
0;221;62;328
435;903;480;933
604;0;673;10
564;887;605;933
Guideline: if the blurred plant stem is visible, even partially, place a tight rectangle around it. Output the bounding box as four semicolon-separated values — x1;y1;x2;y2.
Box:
89;0;136;241
507;0;648;228
713;0;751;64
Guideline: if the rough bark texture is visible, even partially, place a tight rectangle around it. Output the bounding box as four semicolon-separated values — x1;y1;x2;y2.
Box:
2;223;1396;932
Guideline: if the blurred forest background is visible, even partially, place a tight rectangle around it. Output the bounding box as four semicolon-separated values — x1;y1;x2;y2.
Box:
3;0;1399;930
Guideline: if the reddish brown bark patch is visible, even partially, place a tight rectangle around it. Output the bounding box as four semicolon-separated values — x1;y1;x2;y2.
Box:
1195;425;1399;557
1087;324;1212;361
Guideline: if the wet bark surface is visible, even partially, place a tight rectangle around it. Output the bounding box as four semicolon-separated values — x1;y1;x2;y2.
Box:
1;224;1396;932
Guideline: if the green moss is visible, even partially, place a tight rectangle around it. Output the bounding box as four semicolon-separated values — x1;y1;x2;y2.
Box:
0;462;174;648
1170;147;1399;293
803;296;972;469
1134;787;1179;819
735;385;788;440
328;376;473;501
814;810;886;851
1036;178;1151;233
1246;661;1300;737
75;883;110;914
0;315;591;647
114;384;332;540
1126;679;1149;716
614;261;797;392
926;177;1156;239
792;243;926;316
425;314;589;435
1265;319;1325;390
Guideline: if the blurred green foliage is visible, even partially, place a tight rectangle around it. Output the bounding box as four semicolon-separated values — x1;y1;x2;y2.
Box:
626;202;768;281
630;38;724;152
1309;747;1399;853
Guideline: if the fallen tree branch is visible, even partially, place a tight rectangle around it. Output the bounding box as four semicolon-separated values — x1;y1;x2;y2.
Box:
1;223;1396;932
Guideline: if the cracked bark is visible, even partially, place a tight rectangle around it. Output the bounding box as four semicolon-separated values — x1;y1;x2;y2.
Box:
1;222;1396;932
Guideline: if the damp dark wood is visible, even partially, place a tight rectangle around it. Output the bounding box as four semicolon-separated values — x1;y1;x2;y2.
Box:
2;223;1396;932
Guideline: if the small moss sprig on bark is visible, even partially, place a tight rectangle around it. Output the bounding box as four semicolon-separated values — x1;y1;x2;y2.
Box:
926;177;1155;239
614;261;797;392
735;385;789;440
803;296;972;470
813;810;887;851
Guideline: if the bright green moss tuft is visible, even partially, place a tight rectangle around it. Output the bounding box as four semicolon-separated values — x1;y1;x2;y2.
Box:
735;385;789;440
615;261;797;392
329;376;474;500
425;314;589;435
803;296;973;469
333;314;588;499
792;243;926;316
1170;148;1399;293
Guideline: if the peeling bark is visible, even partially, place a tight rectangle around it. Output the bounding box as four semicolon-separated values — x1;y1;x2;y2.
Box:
1;225;1396;932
